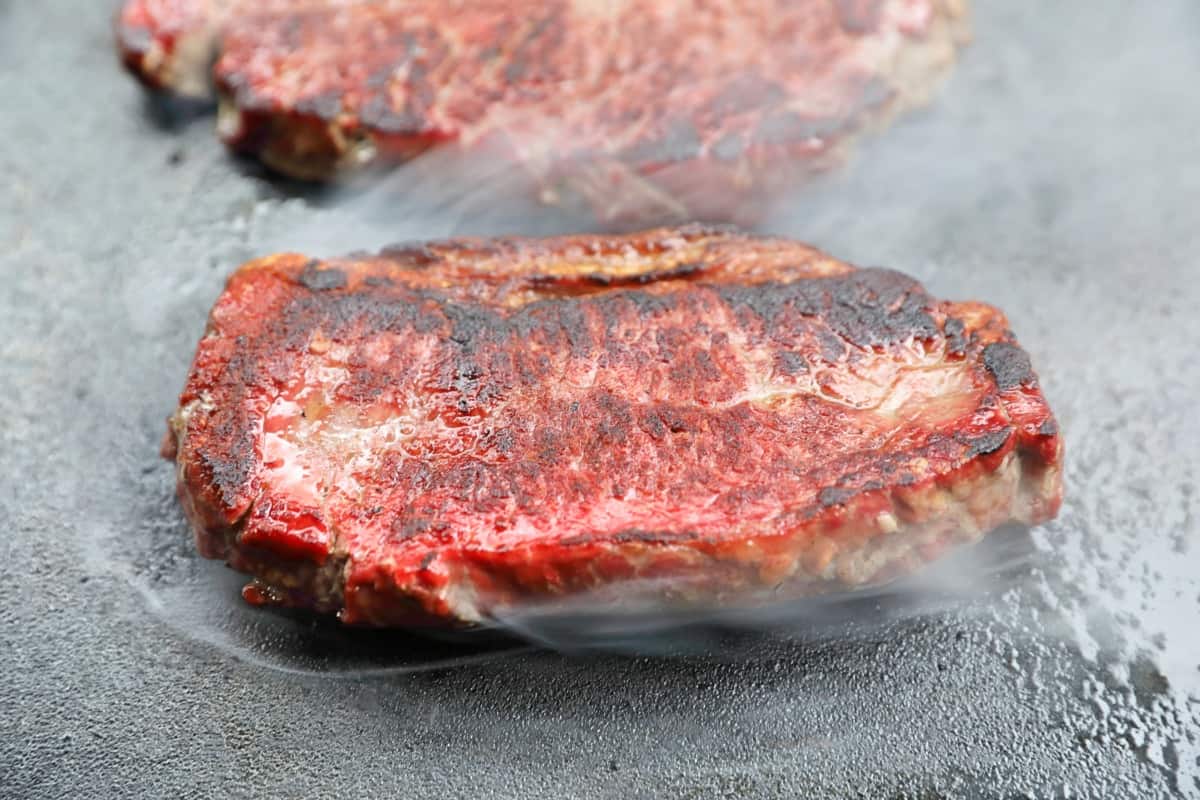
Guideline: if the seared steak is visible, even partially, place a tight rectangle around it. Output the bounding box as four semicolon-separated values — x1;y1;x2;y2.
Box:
162;225;1062;626
118;0;969;224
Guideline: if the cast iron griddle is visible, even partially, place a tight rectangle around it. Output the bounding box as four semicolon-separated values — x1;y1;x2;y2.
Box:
1;1;1198;797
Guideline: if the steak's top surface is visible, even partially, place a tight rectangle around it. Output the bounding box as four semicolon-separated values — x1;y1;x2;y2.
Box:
118;0;967;209
168;226;1060;624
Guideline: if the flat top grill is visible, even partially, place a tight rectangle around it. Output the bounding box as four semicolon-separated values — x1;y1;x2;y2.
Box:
0;1;1197;797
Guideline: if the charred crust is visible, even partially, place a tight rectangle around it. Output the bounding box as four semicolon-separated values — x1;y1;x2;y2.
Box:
641;411;668;439
292;90;343;122
957;427;1014;458
943;317;967;355
775;351;809;375
819;487;858;508
817;329;848;363
983;342;1035;391
377;242;443;268
611;529;700;545
199;432;257;505
561;261;705;288
299;262;348;291
358;96;432;136
718;268;938;349
560;529;701;547
392;516;433;541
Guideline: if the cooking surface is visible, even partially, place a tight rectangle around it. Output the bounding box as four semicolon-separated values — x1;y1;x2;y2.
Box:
2;1;1198;797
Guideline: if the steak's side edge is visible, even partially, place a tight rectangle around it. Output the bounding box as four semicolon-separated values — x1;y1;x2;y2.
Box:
117;0;223;99
341;433;1060;625
164;406;1059;626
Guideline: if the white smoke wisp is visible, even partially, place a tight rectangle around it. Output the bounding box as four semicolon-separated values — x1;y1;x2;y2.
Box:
484;526;1037;655
260;142;585;258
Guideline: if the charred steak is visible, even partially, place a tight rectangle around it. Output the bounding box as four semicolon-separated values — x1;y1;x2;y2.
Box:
118;0;969;224
162;226;1062;626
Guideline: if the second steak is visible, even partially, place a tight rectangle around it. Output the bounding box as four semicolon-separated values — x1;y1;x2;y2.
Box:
118;0;969;225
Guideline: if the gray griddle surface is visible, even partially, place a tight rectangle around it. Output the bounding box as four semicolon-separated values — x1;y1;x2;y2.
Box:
1;2;1198;798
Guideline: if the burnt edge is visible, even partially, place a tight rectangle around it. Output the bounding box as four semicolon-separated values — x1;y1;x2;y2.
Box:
957;427;1015;458
299;261;349;291
983;342;1035;391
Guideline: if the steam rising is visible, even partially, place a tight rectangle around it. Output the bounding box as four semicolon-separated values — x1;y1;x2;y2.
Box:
129;554;532;677
487;526;1036;654
264;144;588;258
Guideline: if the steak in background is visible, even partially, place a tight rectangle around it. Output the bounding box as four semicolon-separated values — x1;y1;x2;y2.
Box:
118;0;969;225
162;225;1062;627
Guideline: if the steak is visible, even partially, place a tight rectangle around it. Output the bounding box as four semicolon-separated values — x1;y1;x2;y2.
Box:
162;225;1063;626
118;0;969;224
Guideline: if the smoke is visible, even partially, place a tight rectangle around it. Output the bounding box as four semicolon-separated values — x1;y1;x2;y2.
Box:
128;555;532;677
486;526;1037;655
260;143;589;258
124;514;1036;663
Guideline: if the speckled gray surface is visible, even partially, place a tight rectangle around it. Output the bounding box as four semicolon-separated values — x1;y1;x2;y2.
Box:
1;1;1198;798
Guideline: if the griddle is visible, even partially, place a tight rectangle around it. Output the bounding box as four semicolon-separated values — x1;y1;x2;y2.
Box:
1;1;1198;797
